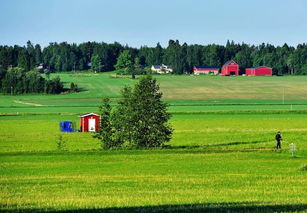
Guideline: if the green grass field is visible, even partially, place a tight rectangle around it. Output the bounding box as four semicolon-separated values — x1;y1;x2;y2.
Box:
2;72;307;114
1;150;306;212
0;72;307;212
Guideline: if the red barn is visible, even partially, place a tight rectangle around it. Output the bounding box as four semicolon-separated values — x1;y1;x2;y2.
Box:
79;113;100;132
193;66;219;75
245;66;272;76
221;60;239;76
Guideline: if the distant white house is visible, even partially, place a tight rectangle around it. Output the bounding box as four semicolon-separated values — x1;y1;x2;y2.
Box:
151;64;173;74
36;63;44;72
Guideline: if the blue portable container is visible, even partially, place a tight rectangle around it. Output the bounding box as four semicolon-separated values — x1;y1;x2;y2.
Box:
60;121;73;132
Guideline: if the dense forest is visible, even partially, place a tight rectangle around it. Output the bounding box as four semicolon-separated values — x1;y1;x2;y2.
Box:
0;40;307;75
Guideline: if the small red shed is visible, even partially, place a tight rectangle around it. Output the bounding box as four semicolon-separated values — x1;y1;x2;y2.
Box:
245;66;272;76
193;66;219;75
79;113;100;132
221;60;239;76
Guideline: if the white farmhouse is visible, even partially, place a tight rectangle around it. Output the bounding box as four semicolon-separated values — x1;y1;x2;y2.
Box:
151;64;173;74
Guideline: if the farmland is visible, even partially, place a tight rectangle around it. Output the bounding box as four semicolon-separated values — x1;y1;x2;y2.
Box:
0;72;307;212
2;72;307;114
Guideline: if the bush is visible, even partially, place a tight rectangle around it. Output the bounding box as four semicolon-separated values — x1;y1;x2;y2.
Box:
56;135;67;151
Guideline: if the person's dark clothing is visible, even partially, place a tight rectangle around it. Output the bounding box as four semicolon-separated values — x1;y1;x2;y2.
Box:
276;141;281;149
275;133;282;149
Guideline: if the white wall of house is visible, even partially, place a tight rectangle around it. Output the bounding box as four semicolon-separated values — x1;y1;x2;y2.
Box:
194;70;219;75
151;64;173;74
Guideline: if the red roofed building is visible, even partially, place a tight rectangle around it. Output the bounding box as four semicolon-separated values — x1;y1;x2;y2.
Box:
245;66;272;76
193;66;219;75
221;60;239;76
79;113;100;132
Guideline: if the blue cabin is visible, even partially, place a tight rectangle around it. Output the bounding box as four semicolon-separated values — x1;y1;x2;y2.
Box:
60;121;73;132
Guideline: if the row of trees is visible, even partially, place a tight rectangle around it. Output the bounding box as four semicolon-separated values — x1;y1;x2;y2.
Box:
95;75;173;149
1;40;307;75
0;67;63;94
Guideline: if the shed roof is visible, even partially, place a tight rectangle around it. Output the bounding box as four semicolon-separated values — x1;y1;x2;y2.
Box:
223;60;238;66
79;112;100;118
194;65;219;69
246;66;272;69
152;65;161;69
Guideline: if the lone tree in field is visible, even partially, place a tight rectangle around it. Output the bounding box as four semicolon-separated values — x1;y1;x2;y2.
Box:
122;75;173;147
95;75;173;148
94;98;120;149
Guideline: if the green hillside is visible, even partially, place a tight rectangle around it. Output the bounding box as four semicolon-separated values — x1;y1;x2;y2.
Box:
1;72;307;114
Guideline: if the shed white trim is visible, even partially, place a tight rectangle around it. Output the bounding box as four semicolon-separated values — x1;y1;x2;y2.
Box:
79;112;100;118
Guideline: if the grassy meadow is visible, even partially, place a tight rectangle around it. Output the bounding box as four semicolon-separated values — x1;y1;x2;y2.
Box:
2;72;307;114
1;151;306;212
0;72;307;212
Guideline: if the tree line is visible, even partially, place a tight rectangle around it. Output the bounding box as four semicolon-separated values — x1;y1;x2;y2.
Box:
0;66;63;94
1;40;307;75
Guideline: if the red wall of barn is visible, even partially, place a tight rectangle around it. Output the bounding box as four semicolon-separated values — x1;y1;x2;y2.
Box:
245;69;252;75
246;67;272;76
80;115;100;132
221;64;239;75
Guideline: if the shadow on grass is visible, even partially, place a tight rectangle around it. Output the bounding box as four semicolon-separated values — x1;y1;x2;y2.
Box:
3;202;307;213
61;87;88;93
206;140;268;148
164;140;268;150
75;87;88;93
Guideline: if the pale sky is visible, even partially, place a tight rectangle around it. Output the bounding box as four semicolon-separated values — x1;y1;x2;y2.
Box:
0;0;306;47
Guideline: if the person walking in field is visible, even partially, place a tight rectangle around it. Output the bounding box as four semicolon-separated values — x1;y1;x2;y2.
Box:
275;131;282;149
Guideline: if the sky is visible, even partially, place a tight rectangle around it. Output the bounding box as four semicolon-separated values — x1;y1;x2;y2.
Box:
0;0;306;48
